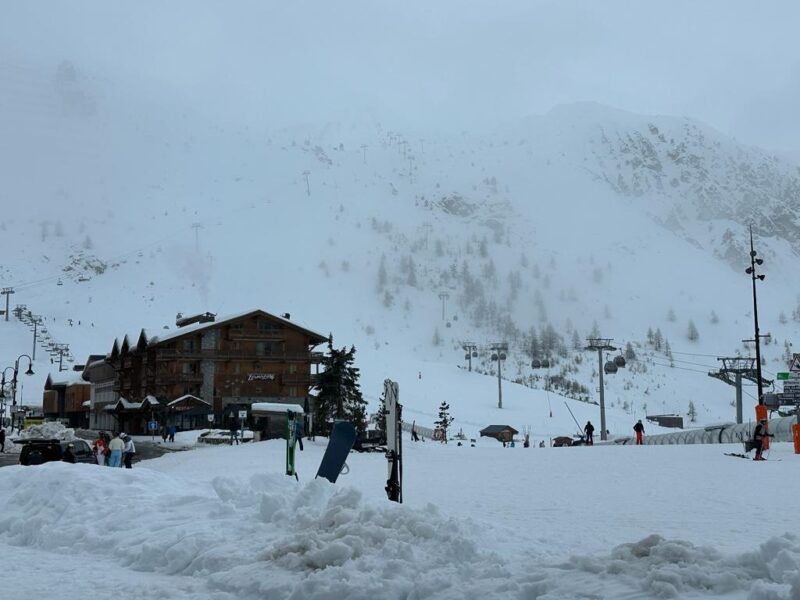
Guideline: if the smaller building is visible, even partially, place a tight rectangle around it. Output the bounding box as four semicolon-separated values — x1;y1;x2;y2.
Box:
479;425;519;443
42;368;90;428
646;414;684;429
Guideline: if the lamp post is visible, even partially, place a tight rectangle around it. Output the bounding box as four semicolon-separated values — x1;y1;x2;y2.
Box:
0;366;15;428
1;354;34;432
745;225;766;404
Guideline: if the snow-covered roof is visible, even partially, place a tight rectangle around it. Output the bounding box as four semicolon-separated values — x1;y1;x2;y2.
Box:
251;402;304;415
168;394;210;407
81;400;91;407
48;370;89;387
148;309;327;346
105;397;144;411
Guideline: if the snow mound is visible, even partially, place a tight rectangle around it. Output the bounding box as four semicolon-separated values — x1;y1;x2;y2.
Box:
1;463;799;599
16;422;75;441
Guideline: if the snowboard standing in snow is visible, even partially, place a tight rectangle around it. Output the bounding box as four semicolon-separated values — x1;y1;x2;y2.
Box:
286;410;301;479
316;421;356;483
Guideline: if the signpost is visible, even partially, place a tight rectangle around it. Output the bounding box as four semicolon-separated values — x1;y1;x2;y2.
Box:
207;413;214;425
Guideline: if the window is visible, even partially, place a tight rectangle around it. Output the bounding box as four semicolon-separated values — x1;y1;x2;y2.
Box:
288;387;297;397
288;363;297;374
256;341;283;356
182;339;195;351
258;319;283;332
182;362;198;375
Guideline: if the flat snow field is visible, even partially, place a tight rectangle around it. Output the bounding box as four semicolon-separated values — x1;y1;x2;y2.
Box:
1;438;798;599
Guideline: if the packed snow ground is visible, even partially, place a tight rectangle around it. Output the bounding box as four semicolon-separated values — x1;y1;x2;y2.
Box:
1;437;798;599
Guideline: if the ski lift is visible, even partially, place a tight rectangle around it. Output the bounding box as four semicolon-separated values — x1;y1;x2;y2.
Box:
531;359;541;369
464;353;470;360
604;361;618;375
446;322;451;328
614;355;626;368
471;351;478;358
57;279;63;286
491;353;498;361
541;358;550;368
499;353;506;360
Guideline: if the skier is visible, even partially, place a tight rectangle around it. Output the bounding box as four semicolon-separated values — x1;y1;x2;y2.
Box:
0;427;5;453
633;420;645;445
411;427;419;442
584;421;595;446
752;419;773;461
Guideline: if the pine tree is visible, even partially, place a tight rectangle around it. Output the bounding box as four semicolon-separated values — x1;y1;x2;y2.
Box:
710;310;719;324
377;254;388;292
314;341;367;434
407;259;417;287
571;329;581;350
373;391;387;431
687;319;699;342
647;327;654;344
654;328;663;351
667;307;676;322
432;327;442;346
688;401;697;423
665;339;673;367
624;341;636;361
434;401;454;443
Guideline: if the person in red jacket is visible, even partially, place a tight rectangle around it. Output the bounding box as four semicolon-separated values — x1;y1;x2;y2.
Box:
93;433;108;466
633;420;645;445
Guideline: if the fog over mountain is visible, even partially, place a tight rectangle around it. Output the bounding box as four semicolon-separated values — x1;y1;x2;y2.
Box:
2;2;800;433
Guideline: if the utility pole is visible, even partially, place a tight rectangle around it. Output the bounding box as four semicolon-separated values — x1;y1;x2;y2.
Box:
585;338;616;441
462;342;478;372
31;315;42;360
1;287;14;322
191;222;203;252
302;171;311;197
55;343;69;372
490;343;508;409
708;357;769;424
745;225;766;404
360;144;367;164
438;292;449;321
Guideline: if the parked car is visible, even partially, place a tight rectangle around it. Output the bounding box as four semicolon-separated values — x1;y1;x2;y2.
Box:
15;439;95;465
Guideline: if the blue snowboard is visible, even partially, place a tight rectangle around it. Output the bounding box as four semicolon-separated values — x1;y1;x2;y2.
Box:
316;421;357;483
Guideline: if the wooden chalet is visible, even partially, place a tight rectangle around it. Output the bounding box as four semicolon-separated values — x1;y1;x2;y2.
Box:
83;309;328;434
479;424;519;443
42;368;91;428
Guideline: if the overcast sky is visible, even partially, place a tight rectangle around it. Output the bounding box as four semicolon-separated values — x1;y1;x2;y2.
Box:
3;1;800;155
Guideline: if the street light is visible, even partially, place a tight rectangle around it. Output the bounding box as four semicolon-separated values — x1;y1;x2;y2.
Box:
745;225;766;404
0;366;15;427
0;354;34;432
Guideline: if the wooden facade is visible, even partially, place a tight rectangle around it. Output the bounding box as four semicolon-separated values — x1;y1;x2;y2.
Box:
42;372;90;428
85;310;328;434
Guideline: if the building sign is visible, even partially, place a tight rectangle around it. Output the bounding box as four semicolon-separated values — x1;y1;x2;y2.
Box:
247;373;276;382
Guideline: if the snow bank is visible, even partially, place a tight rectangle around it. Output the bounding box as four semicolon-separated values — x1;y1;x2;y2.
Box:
15;421;76;441
1;462;799;599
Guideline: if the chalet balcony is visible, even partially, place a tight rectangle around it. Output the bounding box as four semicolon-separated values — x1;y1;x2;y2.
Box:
227;329;286;341
154;374;204;385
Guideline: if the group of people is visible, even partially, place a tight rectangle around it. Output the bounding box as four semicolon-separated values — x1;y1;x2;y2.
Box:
160;424;177;443
93;431;136;468
581;420;645;445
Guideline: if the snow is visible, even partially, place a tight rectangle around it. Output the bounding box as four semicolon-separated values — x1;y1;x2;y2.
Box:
1;436;798;598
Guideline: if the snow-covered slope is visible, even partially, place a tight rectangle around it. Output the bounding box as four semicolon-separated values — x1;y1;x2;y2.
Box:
2;59;799;437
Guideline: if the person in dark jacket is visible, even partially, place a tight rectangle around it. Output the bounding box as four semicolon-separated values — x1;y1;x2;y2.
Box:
294;419;304;451
0;427;5;453
633;420;645;445
752;419;773;461
584;421;595;445
62;443;76;464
